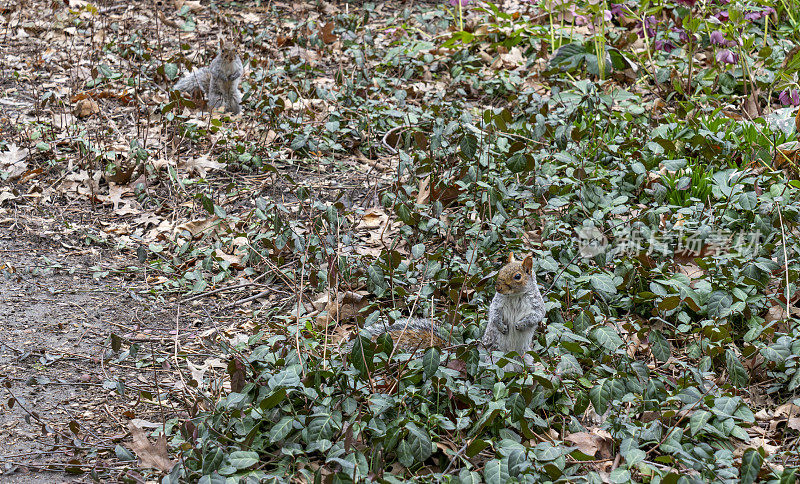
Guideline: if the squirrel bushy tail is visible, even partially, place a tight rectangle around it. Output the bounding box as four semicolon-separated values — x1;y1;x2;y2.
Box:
174;68;212;93
344;317;448;353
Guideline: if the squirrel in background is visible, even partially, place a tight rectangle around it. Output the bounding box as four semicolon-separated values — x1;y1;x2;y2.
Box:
481;253;547;369
174;40;243;115
344;253;547;368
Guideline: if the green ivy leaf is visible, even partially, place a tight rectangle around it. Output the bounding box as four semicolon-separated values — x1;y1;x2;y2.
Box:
707;291;732;318
573;310;593;334
623;448;645;466
609;468;631;483
422;347;440;380
730;424;750;441
460;134;478;159
304;414;337;443
198;473;226;484
269;416;294;443
397;439;414;467
591;326;623;353
556;354;583;377
779;468;797;484
268;368;301;389
725;349;749;387
506;393;526;422
366;264;387;297
574;390;590;414
163;62;178;80
549;42;588;71
737;192;757;211
466;438;489;458
507;152;528;173
534;443;563;461
458;468;481;484
507;449;527;475
590;273;617;294
202;447;224;475
404;422;432;463
689;410;711;436
589;379;614;415
115;444;135;462
259;387;286;410
658;295;681;311
350;336;375;377
648;329;671;363
228;451;258;470
472;401;504;436
483;458;510;484
740;448;763;484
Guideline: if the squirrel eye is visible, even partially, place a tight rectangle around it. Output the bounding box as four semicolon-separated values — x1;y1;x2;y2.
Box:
514;273;522;280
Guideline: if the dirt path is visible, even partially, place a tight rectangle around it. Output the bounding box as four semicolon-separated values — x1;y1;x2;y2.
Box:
0;224;187;482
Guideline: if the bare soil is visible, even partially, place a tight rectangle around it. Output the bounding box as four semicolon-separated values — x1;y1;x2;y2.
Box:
0;223;187;481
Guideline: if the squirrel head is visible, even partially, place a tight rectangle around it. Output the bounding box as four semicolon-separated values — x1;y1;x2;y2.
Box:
495;253;534;295
218;40;237;61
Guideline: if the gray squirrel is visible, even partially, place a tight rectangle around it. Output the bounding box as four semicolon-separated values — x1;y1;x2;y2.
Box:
481;253;546;369
173;40;243;115
342;254;546;369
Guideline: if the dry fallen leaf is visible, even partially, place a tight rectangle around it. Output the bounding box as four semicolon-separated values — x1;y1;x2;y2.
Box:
764;303;793;323
564;432;599;457
775;403;800;430
74;98;99;117
101;183;130;212
492;46;525;70
742;92;760;120
320;22;337;44
357;207;389;230
564;429;614;459
127;422;176;473
796;107;800;133
175;216;219;239
312;293;330;311
0;189;18;205
173;0;203;11
773;140;800;176
417;176;430;204
213;248;243;269
181;155;225;177
0;144;30;180
285;46;320;66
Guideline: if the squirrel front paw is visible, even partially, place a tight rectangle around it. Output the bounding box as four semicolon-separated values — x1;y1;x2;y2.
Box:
515;320;536;331
498;321;509;334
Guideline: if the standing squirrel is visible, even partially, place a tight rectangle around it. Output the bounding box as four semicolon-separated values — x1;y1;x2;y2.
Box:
173;40;243;115
343;254;546;364
481;253;546;368
345;317;448;353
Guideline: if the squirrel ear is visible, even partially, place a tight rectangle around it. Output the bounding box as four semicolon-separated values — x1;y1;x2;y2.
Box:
507;253;515;264
522;254;533;273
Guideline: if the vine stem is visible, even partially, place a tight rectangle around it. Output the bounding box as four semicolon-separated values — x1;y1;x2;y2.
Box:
776;207;791;318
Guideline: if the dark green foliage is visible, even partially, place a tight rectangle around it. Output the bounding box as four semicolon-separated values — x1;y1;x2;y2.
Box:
117;0;800;481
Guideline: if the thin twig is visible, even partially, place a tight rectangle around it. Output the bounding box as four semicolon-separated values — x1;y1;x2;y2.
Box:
182;281;260;303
